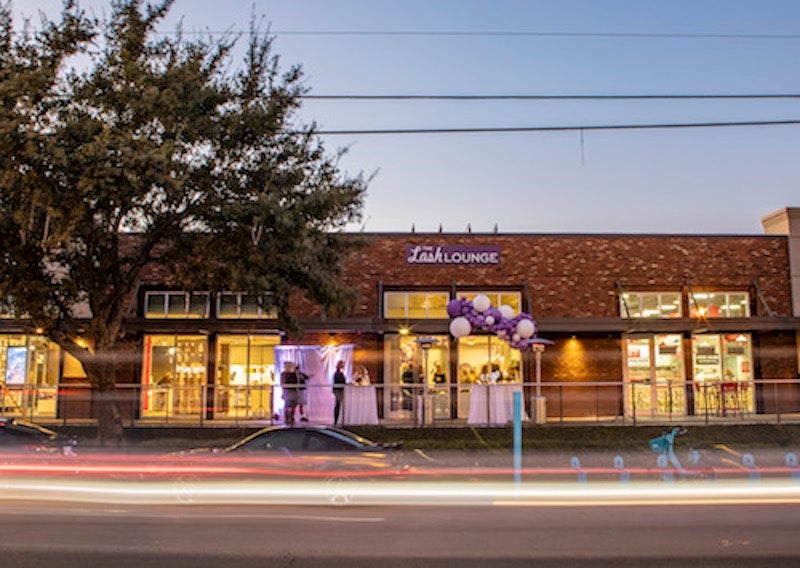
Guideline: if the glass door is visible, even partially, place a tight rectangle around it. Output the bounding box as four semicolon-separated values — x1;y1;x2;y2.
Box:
456;335;521;419
383;334;450;420
623;334;686;417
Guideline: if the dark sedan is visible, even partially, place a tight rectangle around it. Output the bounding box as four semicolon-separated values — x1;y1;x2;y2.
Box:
0;418;65;454
174;426;407;480
223;425;401;455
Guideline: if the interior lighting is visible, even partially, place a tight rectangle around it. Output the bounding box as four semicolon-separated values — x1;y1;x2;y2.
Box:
399;328;410;336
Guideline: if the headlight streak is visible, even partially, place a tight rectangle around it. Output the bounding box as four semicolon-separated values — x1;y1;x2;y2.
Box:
1;477;799;507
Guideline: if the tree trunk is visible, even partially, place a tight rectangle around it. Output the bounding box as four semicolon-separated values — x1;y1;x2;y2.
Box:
93;388;124;446
86;345;125;447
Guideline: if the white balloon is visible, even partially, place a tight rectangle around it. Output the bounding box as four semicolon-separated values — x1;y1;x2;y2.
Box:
512;333;521;342
498;304;515;320
516;319;535;339
449;316;472;338
472;294;492;313
485;316;495;325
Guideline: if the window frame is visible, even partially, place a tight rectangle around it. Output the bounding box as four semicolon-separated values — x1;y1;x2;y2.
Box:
456;291;522;313
216;292;276;319
689;291;751;318
620;291;683;319
143;291;210;319
382;291;450;319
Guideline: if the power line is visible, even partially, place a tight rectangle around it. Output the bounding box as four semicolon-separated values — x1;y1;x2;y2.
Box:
14;26;800;41
313;119;800;135
151;30;800;41
303;93;800;101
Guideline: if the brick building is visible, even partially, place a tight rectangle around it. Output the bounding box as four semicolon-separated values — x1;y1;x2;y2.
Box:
2;208;800;424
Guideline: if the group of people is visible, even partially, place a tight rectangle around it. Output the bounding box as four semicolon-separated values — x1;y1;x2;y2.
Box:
280;360;368;426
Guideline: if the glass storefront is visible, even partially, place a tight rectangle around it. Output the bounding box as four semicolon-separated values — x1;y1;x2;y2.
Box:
383;334;450;420
141;335;207;417
623;334;686;417
456;335;522;419
692;333;754;415
215;335;280;419
0;334;59;418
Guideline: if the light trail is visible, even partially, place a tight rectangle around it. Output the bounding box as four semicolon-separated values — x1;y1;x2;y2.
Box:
1;477;799;508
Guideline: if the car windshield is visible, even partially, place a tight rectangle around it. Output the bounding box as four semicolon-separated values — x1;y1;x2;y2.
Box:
325;427;378;447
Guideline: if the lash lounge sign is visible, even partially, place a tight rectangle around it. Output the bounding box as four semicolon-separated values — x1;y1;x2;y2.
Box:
406;245;501;266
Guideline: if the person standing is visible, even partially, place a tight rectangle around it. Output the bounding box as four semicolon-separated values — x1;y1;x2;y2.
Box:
295;365;310;422
333;360;346;425
280;362;299;425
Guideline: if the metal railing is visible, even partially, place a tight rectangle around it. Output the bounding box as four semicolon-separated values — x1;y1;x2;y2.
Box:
1;378;799;427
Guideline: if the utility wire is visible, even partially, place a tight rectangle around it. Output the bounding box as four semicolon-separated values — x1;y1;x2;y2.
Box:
313;119;800;136
303;93;800;101
143;30;800;41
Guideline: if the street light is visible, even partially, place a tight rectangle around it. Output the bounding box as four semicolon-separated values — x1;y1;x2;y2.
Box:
414;337;438;426
528;337;554;424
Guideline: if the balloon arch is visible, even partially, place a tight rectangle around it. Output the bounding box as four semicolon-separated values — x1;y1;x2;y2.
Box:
447;294;537;350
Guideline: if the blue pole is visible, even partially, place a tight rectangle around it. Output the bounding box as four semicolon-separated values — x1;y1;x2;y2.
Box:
513;390;521;485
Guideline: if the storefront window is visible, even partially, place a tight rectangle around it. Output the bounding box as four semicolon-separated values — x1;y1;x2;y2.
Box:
692;333;754;414
141;335;207;416
0;334;59;418
383;292;449;319
383;334;450;420
621;292;682;318
456;335;521;419
689;292;750;318
144;292;210;319
623;334;686;416
215;335;280;419
459;291;522;313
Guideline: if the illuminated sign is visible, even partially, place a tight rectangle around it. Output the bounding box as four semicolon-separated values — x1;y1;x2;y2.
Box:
406;245;500;265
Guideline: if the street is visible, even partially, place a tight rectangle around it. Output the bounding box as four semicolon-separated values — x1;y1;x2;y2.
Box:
1;493;799;567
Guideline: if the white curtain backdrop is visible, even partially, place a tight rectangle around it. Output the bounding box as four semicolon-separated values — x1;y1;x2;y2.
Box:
273;344;353;424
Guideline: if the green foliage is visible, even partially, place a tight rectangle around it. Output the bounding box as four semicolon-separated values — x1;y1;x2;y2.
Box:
0;1;367;438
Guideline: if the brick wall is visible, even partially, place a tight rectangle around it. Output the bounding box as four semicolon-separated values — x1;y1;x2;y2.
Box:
334;233;792;318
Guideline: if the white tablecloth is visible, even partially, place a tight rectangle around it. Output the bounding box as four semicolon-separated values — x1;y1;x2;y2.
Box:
467;384;528;426
343;385;379;425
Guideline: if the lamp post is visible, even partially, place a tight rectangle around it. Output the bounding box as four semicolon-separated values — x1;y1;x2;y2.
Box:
414;337;438;426
529;337;554;424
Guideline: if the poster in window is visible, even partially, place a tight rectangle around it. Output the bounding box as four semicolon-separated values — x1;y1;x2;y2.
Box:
4;346;27;385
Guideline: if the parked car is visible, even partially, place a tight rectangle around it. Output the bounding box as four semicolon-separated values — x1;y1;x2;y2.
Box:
180;425;407;479
0;417;64;453
223;425;402;455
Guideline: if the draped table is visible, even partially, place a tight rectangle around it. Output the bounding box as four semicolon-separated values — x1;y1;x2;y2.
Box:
467;383;528;426
342;385;380;425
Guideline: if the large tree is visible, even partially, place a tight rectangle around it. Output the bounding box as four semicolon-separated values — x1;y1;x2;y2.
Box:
0;0;367;443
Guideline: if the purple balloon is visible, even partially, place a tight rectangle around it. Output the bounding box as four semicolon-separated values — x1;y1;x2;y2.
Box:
446;299;461;317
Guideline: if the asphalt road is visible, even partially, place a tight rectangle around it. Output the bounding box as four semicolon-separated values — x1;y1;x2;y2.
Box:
1;500;799;567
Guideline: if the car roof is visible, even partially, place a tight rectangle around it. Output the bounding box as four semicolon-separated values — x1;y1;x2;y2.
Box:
225;425;377;451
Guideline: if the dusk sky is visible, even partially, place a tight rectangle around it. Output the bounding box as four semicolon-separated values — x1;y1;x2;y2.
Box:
12;0;800;234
